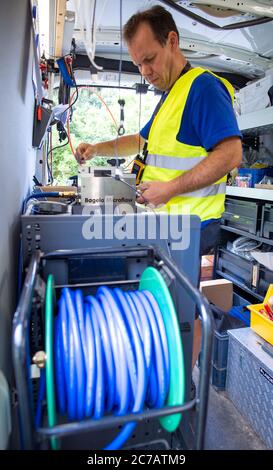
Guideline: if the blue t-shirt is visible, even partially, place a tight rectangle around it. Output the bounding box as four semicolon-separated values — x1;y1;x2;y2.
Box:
140;72;242;228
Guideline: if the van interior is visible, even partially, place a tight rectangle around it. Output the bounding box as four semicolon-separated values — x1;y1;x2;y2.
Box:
1;0;273;453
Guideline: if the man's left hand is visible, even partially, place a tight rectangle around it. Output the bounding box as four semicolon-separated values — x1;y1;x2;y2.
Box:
137;181;173;207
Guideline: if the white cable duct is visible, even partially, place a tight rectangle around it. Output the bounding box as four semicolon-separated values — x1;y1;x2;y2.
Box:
191;0;273;19
75;0;108;71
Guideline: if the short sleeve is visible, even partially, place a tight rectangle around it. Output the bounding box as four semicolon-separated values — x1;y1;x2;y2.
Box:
177;73;242;151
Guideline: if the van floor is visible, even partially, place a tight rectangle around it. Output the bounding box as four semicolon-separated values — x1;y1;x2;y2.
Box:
192;366;268;450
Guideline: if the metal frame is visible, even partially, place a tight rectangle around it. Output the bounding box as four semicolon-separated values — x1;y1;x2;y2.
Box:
12;245;213;450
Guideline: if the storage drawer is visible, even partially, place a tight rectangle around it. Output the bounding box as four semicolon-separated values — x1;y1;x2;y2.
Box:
216;247;255;289
256;264;273;297
221;197;262;235
261;203;273;239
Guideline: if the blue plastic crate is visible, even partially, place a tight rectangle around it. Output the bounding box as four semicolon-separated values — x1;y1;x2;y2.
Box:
229;293;250;326
213;330;229;369
265;167;273;177
238;168;267;187
229;305;250;326
212;364;227;391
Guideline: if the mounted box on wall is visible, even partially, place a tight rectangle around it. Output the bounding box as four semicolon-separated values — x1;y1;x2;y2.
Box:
32;100;52;148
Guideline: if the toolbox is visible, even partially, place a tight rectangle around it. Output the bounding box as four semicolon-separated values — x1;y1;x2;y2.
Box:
255;264;273;298
261;203;273;239
227;328;273;448
221;197;262;235
216;247;255;290
247;284;273;345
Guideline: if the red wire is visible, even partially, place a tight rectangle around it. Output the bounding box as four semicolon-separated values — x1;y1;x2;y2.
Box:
66;86;119;156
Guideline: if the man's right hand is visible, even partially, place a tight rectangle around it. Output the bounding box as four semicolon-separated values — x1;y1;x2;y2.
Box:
75;143;96;164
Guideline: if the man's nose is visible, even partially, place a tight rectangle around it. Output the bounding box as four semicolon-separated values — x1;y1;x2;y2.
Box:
141;63;152;78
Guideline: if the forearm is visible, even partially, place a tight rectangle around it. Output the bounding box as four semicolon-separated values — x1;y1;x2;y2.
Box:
170;138;242;197
93;133;142;157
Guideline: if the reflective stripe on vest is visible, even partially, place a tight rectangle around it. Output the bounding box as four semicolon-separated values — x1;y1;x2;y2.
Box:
146;154;206;171
143;67;234;220
181;181;226;198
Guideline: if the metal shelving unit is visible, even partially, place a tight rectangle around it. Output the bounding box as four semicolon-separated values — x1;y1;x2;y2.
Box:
237;106;273;136
227;107;273;200
216;108;273;299
226;186;273;202
220;225;273;247
215;270;264;302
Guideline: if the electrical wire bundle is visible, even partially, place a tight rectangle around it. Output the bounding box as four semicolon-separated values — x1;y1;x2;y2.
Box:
230;236;263;261
44;267;185;450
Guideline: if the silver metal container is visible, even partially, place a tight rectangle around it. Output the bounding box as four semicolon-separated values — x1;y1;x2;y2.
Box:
79;166;136;212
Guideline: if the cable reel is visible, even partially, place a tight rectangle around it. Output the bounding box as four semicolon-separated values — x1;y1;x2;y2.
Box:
37;266;185;450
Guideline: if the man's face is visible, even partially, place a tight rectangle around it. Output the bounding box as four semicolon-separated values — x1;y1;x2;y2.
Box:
127;22;176;91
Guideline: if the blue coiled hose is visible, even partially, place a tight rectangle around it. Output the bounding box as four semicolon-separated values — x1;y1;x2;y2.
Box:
23;192;61;213
54;286;170;450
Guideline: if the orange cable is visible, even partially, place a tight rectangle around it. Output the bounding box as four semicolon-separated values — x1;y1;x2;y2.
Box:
66;86;119;156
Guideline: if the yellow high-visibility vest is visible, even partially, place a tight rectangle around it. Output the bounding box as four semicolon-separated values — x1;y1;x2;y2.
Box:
142;67;234;221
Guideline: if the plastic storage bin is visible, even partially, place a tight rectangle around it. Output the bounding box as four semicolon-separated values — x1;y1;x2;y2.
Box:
209;305;246;391
229;305;250;326
211;365;227;391
197;329;229;391
247;284;273;345
261;203;273;239
237;168;267;188
213;330;229;369
221;197;262;235
256;264;273;298
229;292;250;326
216;247;255;290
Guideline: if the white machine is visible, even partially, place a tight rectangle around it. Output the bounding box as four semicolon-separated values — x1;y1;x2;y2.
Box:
79;165;137;212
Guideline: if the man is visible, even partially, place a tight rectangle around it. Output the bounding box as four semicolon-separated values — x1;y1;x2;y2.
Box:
75;6;242;370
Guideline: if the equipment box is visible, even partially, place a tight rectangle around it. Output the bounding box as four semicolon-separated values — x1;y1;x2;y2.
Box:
221;197;262;235
211;364;226;391
256;264;273;298
226;328;273;448
247;284;273;346
209;305;246;391
261;203;273;239
216;247;255;290
213;330;229;370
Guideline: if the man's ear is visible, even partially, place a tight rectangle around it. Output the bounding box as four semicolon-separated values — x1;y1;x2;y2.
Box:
168;31;178;50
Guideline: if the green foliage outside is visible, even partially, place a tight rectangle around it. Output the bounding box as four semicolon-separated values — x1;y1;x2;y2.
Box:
51;87;159;184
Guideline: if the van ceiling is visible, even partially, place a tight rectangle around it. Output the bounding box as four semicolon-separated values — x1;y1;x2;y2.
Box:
39;0;273;81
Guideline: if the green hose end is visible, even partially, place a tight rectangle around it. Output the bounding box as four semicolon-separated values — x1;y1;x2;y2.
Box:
139;267;185;433
45;274;59;450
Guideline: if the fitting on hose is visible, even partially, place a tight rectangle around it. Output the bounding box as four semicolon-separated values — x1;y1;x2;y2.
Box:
118;98;125;136
33;350;47;368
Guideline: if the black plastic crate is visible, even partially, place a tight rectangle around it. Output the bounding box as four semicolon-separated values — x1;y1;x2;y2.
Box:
261;203;273;239
221;197;262;235
256;263;273;298
216;247;255;290
213;330;229;369
198;305;246;391
211;365;227;391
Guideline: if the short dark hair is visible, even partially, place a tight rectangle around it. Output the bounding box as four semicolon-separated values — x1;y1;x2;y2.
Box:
123;5;179;46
